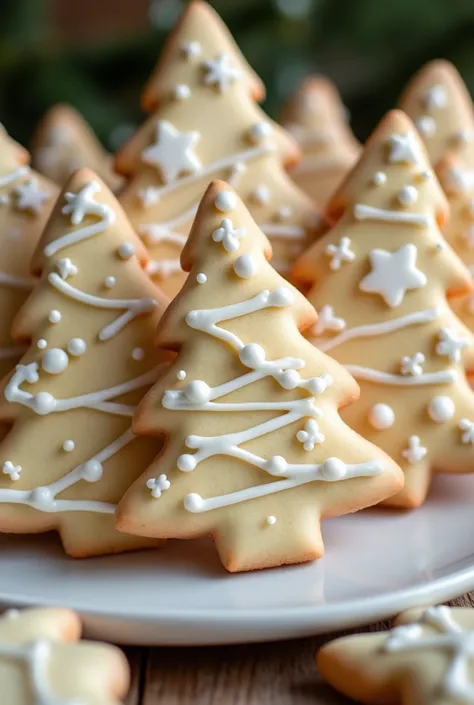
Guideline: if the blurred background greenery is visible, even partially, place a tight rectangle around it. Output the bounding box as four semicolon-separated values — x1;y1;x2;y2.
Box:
2;0;474;151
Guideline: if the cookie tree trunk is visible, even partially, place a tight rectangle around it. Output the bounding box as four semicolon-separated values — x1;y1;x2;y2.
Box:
116;180;403;573
293;110;474;509
0;168;170;557
116;1;319;299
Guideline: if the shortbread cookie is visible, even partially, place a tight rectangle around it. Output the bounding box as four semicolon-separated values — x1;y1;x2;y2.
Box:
0;126;58;442
31;104;123;191
116;0;320;298
0;607;129;704
280;76;360;208
115;180;403;573
318;605;474;705
0;168;170;557
398;59;474;168
293;110;474;509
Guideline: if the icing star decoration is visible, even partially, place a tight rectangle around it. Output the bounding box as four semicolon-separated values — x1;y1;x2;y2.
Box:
436;327;469;363
202;52;241;92
142;120;202;183
14;178;51;215
359;244;427;308
388;131;423;165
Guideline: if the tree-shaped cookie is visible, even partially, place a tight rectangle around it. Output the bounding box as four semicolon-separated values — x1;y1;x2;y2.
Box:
0;607;129;704
293;110;474;509
436;155;474;332
31;104;123;191
115;180;403;573
399;60;474;168
0;168;170;557
115;0;319;299
0;126;58;441
318;605;474;704
280;76;360;209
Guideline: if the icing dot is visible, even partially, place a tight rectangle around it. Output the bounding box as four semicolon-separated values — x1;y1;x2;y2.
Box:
48;309;61;323
266;456;287;475
37;339;47;350
104;276;116;289
177;370;186;380
174;83;191;100
239;343;266;369
279;369;300;390
181;40;201;59
118;242;136;259
266;515;277;525
42;348;68;375
277;206;292;220
425;84;447;109
63;440;75;452
83;459;103;483
67;338;87;356
30;486;53;506
456;129;473;145
248;121;271;144
33;392;56;415
178;454;197;472
196;273;207;284
416;115;436;138
233;253;257;279
368;403;395;430
428;396;455;423
372;171;387;186
397;185;418;207
252;185;270;204
184;492;202;511
321;457;347;481
184;380;211;404
132;347;145;361
215;191;237;213
271;287;293;307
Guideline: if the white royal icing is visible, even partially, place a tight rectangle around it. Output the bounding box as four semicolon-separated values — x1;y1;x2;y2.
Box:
436;328;470;363
48;310;61;324
161;287;384;513
359;244;427;308
388;131;423;165
147;474;170;499
383;605;474;703
233;253;257;279
428;395;455;423
325;237;355;271
368;403;395;430
459;418;474;444
212;217;244;251
402;435;427;464
353;204;432;228
400;352;425;376
141;120;201;184
424;85;447;110
311;305;346;336
202;52;241;93
14;177;51;214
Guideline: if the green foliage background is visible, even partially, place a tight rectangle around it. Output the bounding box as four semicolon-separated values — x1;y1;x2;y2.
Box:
1;0;474;150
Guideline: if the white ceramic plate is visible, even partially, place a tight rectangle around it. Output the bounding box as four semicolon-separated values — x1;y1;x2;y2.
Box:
1;472;474;646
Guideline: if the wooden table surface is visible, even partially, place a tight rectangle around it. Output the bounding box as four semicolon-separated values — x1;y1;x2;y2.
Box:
122;592;474;704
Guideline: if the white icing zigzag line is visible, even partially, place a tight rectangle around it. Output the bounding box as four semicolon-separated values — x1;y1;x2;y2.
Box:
0;165;30;189
141;144;273;204
0;272;36;290
0;428;134;514
345;365;458;386
44;180;116;257
0;638;75;705
354;203;433;228
163;287;384;513
48;273;157;341
316;308;440;352
5;364;163;416
384;606;474;703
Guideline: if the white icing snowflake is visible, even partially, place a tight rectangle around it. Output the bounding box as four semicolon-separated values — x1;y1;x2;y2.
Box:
402;435;427;464
424;84;447;110
56;258;78;280
400;352;425;377
388;132;423;165
325;237;355;271
15;179;51;214
459;418;474;445
436;328;469;363
2;461;21;481
296;419;325;451
359;244;427;308
62;180;100;224
212;218;245;252
312;305;346;336
141;120;201;183
146;474;171;498
202;52;241;92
